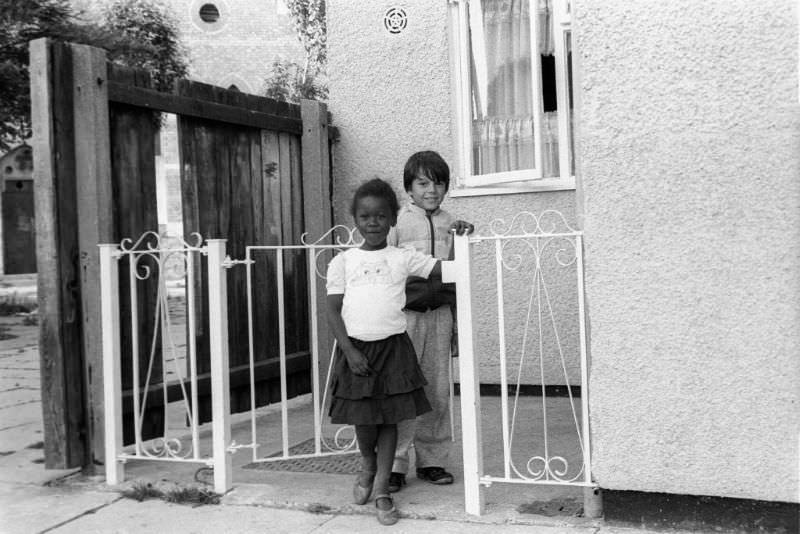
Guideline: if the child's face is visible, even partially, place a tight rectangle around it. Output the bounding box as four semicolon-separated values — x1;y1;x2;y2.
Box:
407;172;447;214
354;195;395;250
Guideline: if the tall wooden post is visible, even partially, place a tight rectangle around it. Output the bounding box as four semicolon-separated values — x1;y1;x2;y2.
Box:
30;38;87;468
72;43;114;469
300;100;334;395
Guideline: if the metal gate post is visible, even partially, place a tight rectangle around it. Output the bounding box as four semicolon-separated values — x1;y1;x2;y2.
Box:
207;239;232;493
443;234;485;515
99;244;123;484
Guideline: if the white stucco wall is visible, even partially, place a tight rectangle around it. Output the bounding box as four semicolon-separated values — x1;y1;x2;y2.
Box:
327;0;581;386
577;0;800;503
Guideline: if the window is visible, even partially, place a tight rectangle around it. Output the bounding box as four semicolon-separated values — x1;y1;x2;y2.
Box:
449;0;574;194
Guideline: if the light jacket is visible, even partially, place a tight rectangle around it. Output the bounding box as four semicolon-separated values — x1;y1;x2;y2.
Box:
388;203;456;312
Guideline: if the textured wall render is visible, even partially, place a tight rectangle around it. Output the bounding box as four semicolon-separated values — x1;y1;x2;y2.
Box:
576;0;800;502
327;0;581;385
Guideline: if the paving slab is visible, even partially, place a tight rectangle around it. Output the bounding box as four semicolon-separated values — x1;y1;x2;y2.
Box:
0;481;117;534
0;387;39;407
0;377;38;389
0;447;79;485
47;498;333;534
0;425;44;456
0;401;43;430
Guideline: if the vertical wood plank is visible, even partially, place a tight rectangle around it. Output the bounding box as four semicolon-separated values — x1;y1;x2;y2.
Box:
30;38;87;469
71;42;113;467
227;130;252;372
300;100;333;371
277;134;294;354
261;128;281;362
109;63;162;444
278;133;301;354
288;135;308;354
261;130;282;245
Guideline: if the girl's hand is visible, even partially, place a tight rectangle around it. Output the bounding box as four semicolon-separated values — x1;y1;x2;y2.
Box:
449;220;475;235
344;347;371;376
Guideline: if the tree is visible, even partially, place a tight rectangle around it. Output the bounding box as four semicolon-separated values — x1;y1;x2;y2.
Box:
0;0;188;151
101;0;189;93
263;0;327;103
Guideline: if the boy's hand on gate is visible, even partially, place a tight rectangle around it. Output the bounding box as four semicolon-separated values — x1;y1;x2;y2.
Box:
450;220;475;236
344;347;371;376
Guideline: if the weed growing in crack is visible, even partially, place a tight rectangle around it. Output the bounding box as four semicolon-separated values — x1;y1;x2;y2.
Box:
120;481;220;505
163;486;220;505
121;481;163;502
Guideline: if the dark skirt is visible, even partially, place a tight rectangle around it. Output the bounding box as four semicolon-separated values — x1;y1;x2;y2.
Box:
329;332;432;425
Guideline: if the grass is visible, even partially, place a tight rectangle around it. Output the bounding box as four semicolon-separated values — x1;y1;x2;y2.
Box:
0;299;35;316
0;324;13;341
121;480;221;506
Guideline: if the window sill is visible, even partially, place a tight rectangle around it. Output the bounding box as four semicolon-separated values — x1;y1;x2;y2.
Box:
448;177;576;198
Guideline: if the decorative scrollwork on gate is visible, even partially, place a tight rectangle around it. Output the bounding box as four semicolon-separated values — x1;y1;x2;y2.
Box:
113;231;207;464
488;210;577;237
302;225;363;279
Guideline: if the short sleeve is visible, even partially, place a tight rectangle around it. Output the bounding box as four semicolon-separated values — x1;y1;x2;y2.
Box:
326;253;345;295
403;247;436;278
387;226;398;247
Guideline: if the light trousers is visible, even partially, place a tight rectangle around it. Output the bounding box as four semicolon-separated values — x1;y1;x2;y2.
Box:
392;306;453;474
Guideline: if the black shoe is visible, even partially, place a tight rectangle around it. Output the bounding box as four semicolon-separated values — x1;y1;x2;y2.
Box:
416;466;454;485
388;472;406;493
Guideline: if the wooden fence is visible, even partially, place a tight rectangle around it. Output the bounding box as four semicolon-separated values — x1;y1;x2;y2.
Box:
30;38;335;469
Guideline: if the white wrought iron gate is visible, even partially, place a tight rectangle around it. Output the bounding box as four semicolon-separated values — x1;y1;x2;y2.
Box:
442;210;594;515
100;212;593;511
100;233;234;493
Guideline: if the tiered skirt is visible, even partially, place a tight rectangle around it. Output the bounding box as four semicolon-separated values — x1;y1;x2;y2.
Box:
328;332;432;425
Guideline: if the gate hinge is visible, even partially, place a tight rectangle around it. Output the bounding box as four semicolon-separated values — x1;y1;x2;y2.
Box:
226;440;259;454
221;256;255;269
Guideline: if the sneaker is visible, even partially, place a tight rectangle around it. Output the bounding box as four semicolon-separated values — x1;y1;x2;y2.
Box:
416;466;454;485
388;472;406;493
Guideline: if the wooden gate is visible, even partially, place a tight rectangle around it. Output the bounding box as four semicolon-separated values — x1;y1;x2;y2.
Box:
30;38;334;468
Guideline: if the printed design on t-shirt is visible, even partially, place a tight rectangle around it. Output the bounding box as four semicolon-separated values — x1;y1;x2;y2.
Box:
349;258;393;287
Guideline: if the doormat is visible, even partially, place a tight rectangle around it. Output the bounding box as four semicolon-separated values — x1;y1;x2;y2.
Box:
242;438;361;474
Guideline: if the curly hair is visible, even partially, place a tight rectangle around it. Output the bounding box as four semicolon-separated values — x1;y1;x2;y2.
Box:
350;178;400;219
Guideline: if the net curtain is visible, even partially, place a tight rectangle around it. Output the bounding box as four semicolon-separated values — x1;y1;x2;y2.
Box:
470;0;565;178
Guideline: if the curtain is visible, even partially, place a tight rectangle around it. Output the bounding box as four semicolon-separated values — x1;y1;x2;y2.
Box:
470;0;561;178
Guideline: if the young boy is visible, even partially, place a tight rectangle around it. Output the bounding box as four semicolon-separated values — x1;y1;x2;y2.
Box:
387;151;472;491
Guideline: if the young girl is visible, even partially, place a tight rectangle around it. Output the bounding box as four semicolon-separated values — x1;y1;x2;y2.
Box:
326;178;449;525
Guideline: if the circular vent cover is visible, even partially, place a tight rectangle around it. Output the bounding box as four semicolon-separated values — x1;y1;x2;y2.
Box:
384;7;408;34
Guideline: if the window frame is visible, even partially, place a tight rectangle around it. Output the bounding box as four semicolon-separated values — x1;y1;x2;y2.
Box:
448;0;575;196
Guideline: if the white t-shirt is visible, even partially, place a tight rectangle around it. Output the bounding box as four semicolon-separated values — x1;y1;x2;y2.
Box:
326;246;437;341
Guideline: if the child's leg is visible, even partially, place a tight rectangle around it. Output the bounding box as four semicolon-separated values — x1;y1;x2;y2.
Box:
392;417;415;475
410;307;454;471
355;424;378;486
374;423;398;503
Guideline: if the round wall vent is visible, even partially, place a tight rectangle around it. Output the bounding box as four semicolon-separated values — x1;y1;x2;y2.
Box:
199;3;220;23
384;7;408;34
190;0;229;33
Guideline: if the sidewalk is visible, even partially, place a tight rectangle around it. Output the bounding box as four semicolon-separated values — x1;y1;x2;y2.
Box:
0;277;694;534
